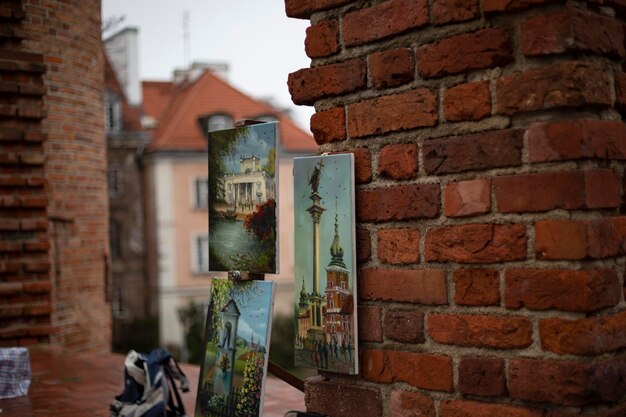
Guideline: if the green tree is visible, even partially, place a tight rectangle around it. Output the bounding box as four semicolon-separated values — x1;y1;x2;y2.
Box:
208;126;248;216
262;147;275;178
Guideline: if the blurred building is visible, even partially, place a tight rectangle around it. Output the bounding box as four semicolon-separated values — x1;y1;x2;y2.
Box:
104;29;316;354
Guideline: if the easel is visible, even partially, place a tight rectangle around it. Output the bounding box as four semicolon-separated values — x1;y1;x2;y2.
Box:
224;119;304;393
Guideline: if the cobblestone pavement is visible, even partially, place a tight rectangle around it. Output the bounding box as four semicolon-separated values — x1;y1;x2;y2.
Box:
0;347;304;417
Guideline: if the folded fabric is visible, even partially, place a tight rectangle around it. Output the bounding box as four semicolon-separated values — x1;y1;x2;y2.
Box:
0;347;31;399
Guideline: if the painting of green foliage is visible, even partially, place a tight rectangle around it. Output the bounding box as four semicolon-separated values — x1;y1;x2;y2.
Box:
208;122;278;274
195;278;275;417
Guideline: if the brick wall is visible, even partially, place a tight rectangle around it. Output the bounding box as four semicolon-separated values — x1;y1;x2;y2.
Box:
287;1;626;416
0;0;110;351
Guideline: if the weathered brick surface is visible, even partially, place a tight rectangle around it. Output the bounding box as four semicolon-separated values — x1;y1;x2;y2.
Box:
444;81;491;122
483;0;562;12
425;224;527;263
352;148;372;184
358;305;382;342
527;119;626;162
432;0;479;25
454;268;500;306
310;107;345;144
521;7;624;58
418;28;513;78
428;314;533;349
540;310;626;355
356;228;371;263
384;309;424;343
285;0;352;19
305;20;340;58
423;129;523;175
377;228;420;264
288;59;366;105
390;390;435;417
444;178;491;217
356;184;439;222
362;349;453;391
369;48;414;90
496;62;612;115
458;357;507;397
440;400;543;417
505;269;620;312
378;143;418;180
347;89;437;138
359;268;447;304
305;376;382;417
343;0;428;46
616;72;626;113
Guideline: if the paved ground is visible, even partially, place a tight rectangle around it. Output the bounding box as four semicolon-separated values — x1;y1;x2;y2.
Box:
0;347;305;417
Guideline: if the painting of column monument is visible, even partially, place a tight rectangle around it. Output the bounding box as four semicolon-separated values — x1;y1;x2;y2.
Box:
208;122;278;273
195;278;276;417
293;154;358;375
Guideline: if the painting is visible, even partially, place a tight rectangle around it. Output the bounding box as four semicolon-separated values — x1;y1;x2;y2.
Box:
195;278;276;417
293;154;358;375
208;122;278;274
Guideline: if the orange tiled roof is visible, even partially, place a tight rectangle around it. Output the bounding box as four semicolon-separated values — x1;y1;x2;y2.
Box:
142;71;315;153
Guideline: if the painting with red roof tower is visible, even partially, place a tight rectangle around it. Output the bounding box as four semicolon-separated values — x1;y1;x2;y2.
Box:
208;122;278;274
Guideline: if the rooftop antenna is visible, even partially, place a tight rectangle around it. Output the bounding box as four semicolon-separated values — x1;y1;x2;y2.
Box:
183;10;190;67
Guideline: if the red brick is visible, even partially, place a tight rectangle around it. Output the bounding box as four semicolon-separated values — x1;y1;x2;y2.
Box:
24;261;50;272
356;228;371;262
440;400;542;417
384;309;424;343
369;48;414;89
378;228;420;264
521;7;624;58
362;349;453;391
429;314;532;349
528;119;626;162
423;129;523;175
343;0;429;47
535;217;626;260
459;357;506;397
454;268;500;306
444;81;491;122
0;282;23;295
288;59;366;105
540;310;626;355
496;62;612;115
483;0;562;12
0;242;22;252
23;281;51;294
358;305;382;342
444;178;491;217
390;390;434;417
425;224;527;264
359;268;447;304
432;0;479;25
285;0;351;19
305;20;340;58
509;358;592;405
23;303;52;317
305;376;382;417
0;127;22;141
585;169;621;209
378;143;418;180
418;28;513;78
0;219;20;230
505;268;620;312
356;184;439;222
347;89;437;138
352;148;372;184
616;72;626;113
310;107;345;145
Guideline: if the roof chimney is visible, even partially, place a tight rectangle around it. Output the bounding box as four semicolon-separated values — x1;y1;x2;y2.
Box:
104;27;142;106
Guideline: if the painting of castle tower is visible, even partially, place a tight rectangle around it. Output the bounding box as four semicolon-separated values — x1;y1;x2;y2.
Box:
208;122;278;273
195;278;276;417
293;154;358;375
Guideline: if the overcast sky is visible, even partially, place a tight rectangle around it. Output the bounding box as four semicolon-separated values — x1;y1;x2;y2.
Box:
101;0;314;131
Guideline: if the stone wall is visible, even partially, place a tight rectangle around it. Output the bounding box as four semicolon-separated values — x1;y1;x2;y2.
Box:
287;0;626;415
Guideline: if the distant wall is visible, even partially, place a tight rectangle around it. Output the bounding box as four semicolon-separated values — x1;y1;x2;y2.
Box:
0;0;110;352
287;0;626;416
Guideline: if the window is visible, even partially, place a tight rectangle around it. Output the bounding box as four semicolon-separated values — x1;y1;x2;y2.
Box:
104;91;122;132
194;177;209;209
108;164;123;198
195;235;209;273
112;285;129;319
208;114;232;132
110;219;123;258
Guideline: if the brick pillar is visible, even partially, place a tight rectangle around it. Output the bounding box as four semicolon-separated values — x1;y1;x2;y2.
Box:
288;1;626;416
0;0;110;352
